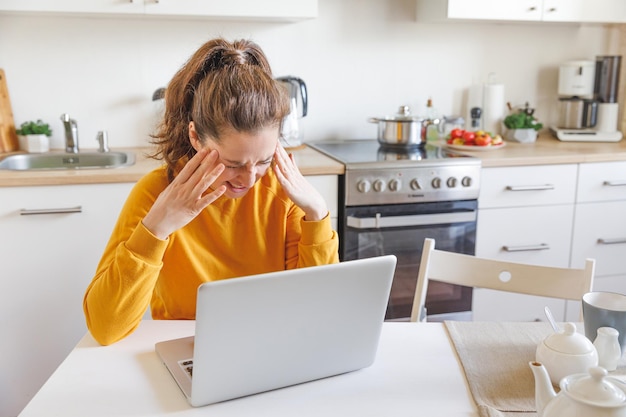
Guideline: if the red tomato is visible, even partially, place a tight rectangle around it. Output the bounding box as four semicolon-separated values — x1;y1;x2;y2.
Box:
475;134;493;146
462;130;476;144
450;128;464;139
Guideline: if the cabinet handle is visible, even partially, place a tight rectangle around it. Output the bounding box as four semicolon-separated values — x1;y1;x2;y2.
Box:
505;184;555;191
603;180;626;187
547;7;556;12
597;238;626;245
528;7;537;11
19;206;82;215
502;243;550;252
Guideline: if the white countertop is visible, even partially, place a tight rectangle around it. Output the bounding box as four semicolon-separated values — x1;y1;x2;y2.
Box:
19;321;478;417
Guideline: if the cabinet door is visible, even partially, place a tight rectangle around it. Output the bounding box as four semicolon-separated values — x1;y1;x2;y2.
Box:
577;161;626;203
477;205;574;267
479;164;577;209
0;183;133;417
541;0;582;22
446;0;542;21
0;0;317;20
571;201;626;276
305;175;338;230
581;0;626;23
0;0;142;14
144;0;317;20
474;204;574;322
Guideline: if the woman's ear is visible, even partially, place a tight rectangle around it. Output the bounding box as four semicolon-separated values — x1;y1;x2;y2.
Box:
189;121;202;151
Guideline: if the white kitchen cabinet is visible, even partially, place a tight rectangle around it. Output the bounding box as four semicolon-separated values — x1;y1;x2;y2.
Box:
571;162;626;294
416;0;623;23
581;0;626;23
0;0;143;14
0;0;318;21
474;164;578;322
0;182;134;417
305;174;338;230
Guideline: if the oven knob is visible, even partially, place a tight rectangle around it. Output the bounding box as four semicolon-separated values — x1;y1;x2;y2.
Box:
373;179;386;192
446;177;457;188
356;179;371;193
410;178;421;190
461;176;473;187
388;179;401;192
432;177;442;189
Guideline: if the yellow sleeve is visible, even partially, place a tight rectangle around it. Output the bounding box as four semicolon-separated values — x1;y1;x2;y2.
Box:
83;170;169;345
286;210;339;269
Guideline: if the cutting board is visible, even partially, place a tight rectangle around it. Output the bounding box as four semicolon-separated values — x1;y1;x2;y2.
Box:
0;69;19;153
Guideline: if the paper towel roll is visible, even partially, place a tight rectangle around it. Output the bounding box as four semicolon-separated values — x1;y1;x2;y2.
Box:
482;83;505;135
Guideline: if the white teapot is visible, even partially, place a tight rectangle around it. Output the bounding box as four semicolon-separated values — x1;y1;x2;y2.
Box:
536;322;598;385
530;361;626;417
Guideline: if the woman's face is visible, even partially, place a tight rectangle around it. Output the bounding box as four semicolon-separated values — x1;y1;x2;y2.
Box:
190;123;279;199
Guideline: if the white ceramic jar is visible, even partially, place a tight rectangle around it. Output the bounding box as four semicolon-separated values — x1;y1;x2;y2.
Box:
594;327;622;371
536;322;599;385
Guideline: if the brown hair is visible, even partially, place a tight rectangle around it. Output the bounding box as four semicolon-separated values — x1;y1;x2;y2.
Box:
151;38;290;181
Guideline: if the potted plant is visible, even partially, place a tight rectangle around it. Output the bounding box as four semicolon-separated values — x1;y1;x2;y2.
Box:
503;103;543;143
16;119;53;153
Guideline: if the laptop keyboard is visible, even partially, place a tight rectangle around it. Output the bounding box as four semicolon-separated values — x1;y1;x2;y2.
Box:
179;359;193;378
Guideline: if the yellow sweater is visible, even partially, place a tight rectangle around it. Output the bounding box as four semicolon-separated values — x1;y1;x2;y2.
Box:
83;165;339;345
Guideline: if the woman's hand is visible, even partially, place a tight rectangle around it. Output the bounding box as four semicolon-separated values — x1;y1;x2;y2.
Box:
142;149;227;239
273;144;328;221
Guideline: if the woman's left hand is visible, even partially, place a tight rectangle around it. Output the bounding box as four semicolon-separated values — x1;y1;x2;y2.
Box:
273;144;328;221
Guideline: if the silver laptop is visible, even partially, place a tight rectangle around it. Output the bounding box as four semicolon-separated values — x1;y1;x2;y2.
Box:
155;255;397;407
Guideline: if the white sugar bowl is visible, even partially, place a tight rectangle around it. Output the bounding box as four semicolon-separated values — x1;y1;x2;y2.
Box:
536;322;599;385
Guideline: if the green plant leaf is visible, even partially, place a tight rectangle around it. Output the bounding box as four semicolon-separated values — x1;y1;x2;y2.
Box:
16;119;53;136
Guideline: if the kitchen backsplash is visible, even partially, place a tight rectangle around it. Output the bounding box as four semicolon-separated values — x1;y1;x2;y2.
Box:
0;0;621;150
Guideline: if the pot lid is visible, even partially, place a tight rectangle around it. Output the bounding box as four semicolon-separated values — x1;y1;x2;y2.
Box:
371;105;425;122
564;367;626;406
544;322;595;354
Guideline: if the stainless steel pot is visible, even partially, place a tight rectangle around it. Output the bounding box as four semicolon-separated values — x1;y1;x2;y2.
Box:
369;105;439;147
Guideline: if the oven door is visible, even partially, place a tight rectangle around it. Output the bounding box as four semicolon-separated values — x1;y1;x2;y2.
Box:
341;200;477;321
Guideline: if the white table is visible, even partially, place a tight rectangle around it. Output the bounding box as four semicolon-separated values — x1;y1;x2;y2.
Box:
19;321;479;417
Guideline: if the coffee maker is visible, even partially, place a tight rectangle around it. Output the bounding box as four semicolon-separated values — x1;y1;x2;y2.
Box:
553;55;623;142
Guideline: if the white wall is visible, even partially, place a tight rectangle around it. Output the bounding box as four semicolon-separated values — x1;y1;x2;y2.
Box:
0;0;618;151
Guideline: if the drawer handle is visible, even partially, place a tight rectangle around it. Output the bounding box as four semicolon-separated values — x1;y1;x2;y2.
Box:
597;238;626;245
502;243;550;252
603;180;626;187
19;206;83;215
505;184;555;191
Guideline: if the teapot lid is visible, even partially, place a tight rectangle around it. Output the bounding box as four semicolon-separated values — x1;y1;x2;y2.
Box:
544;322;595;354
563;367;626;406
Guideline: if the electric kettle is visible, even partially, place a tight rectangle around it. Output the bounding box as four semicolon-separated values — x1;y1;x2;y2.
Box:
276;76;308;148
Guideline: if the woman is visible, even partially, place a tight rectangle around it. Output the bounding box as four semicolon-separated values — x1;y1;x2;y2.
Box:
83;38;339;345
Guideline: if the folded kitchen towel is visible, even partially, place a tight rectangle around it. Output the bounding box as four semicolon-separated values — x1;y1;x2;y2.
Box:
444;321;554;417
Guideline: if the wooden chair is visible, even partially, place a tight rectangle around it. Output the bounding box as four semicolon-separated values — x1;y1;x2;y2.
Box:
410;238;596;322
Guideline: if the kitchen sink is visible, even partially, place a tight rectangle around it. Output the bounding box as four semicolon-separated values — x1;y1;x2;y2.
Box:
0;151;136;170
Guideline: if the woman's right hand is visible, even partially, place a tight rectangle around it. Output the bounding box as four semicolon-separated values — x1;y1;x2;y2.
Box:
142;148;226;240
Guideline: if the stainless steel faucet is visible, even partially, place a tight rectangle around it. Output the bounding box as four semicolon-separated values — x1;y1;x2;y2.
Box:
96;130;109;153
60;113;79;153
